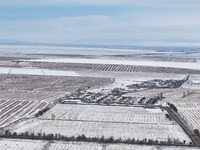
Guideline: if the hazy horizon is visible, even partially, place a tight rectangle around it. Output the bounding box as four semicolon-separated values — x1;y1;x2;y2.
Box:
0;0;200;47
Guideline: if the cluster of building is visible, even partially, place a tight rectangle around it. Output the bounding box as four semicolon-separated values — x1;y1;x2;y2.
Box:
127;79;186;89
59;88;160;108
59;77;186;107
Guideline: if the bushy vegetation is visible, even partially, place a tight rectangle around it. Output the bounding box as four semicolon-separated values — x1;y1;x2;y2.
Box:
167;103;178;112
194;129;200;137
35;107;50;117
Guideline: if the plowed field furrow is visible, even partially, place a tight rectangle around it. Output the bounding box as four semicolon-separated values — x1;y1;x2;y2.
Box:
12;101;31;117
0;104;22;120
0;101;20;116
19;101;35;117
0;100;10;109
0;100;14;109
27;102;47;116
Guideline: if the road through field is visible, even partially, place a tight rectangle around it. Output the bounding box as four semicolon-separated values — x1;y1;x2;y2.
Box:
165;106;200;146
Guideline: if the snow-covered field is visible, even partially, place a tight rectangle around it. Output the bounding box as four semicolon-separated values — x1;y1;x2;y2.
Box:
1;45;200;148
163;76;200;131
0;139;45;150
0;91;62;102
0;99;50;128
166;96;200;130
0;67;80;76
49;141;102;150
0;139;197;150
106;144;199;150
27;58;200;70
40;104;172;124
12;105;191;143
12;119;191;143
0;74;113;128
49;141;199;150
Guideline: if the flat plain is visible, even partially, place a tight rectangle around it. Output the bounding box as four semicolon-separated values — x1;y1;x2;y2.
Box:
0;46;200;149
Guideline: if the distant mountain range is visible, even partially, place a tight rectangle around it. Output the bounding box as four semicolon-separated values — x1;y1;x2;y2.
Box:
0;39;200;50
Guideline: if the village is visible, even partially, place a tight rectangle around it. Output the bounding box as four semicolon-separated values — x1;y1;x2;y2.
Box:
59;76;188;107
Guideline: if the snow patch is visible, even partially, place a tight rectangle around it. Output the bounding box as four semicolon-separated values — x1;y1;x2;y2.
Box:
0;67;80;76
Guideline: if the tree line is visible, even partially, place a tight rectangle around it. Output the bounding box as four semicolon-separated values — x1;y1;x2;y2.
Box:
3;130;191;146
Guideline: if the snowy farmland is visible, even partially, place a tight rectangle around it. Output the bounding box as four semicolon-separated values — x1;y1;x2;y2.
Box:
23;62;200;75
0;139;198;150
12;105;191;143
0;74;112;93
12;119;191;143
0;99;50;128
49;141;102;150
49;141;199;150
0;139;45;150
27;58;200;70
162;77;200;131
106;144;200;150
0;74;112;129
40;104;172;124
1;46;200;148
165;96;200;131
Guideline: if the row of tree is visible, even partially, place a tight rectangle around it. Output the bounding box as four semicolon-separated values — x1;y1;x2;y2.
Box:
35;107;50;117
3;130;189;146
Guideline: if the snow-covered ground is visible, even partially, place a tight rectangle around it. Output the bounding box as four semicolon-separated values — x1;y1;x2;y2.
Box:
0;139;45;150
26;58;200;70
49;141;199;150
1;45;200;148
0;67;80;76
40;104;172;124
12;105;191;144
49;141;102;150
165;93;200;130
182;75;200;89
12;119;191;143
0;140;197;150
106;144;199;150
162;75;200;131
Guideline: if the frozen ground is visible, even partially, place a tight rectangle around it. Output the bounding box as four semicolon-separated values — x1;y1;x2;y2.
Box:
0;139;45;150
0;74;112;93
49;141;199;150
49;141;102;150
0;74;112;129
106;144;199;150
0;67;80;76
12;105;191;144
0;99;50;128
12;119;191;143
0;140;197;150
162;75;200;131
40;104;172;124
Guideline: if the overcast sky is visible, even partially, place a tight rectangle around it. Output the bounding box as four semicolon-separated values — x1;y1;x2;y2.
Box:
0;0;200;46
